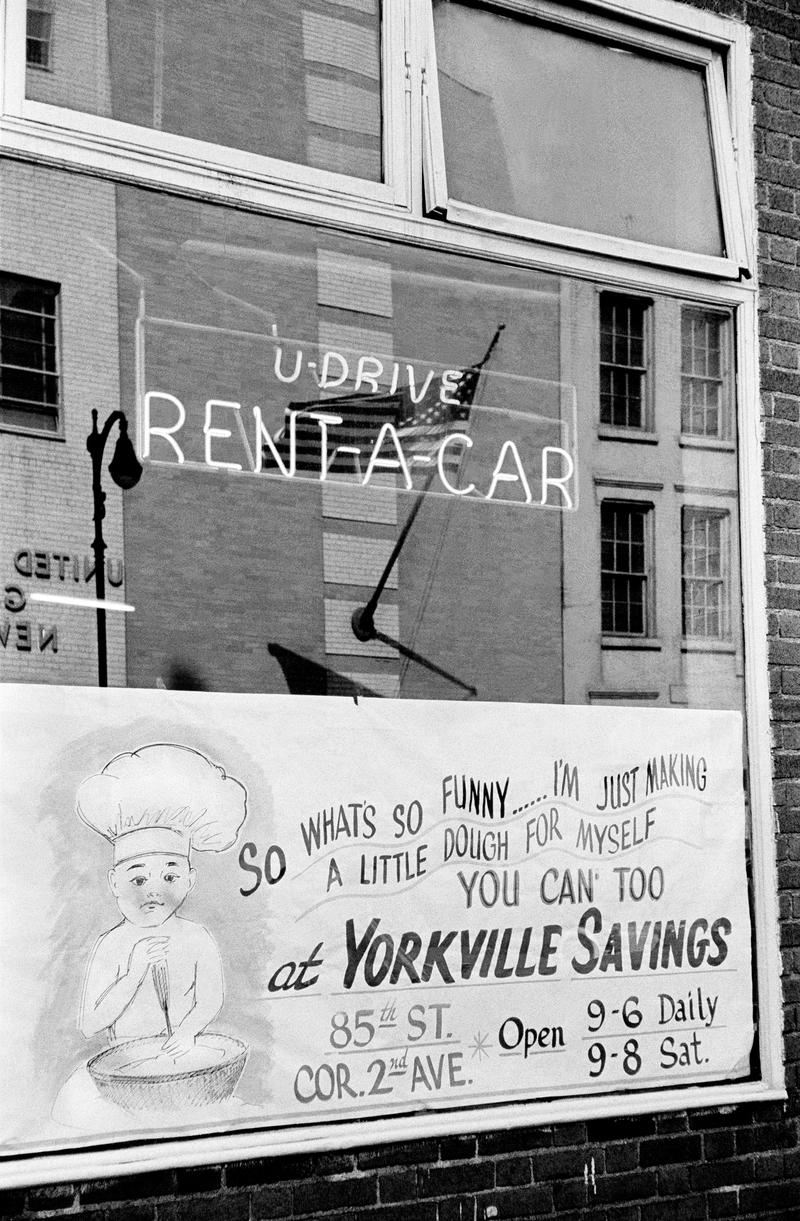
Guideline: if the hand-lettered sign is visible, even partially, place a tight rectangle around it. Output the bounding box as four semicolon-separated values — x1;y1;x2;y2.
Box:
0;685;753;1161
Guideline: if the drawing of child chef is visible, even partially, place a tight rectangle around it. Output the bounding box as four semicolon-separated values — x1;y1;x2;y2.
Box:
52;743;247;1130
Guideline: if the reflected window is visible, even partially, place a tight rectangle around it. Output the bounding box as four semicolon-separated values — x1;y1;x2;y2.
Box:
682;508;729;638
0;273;60;434
25;0;384;182
601;502;652;635
600;294;650;429
681;309;730;438
26;4;52;70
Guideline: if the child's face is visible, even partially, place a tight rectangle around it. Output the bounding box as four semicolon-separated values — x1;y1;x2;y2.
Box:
108;855;196;927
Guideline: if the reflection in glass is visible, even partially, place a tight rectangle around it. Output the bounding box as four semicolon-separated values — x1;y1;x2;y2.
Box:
433;0;725;254
682;509;728;638
0;273;59;433
682;310;729;437
601;502;649;635
600;295;648;428
25;0;383;181
26;5;52;69
31;181;741;714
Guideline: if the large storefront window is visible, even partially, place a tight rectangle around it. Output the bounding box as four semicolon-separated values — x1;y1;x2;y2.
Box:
0;0;781;1193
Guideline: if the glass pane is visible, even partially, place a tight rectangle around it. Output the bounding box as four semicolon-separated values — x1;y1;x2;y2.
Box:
0;367;58;402
0;273;60;432
681;309;728;436
0;400;58;430
0;334;55;370
1;172;757;1148
0;172;743;716
433;0;725;255
24;0;383;182
26;8;52;68
111;189;567;701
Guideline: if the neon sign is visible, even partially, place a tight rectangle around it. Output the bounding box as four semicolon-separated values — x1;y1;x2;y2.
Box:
140;341;578;510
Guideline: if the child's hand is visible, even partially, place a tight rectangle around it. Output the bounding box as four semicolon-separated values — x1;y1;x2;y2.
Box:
162;1026;196;1058
127;937;168;982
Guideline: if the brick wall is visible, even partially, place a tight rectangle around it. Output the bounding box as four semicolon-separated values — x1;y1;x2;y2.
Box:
4;0;800;1217
1;1103;798;1220
750;6;800;1207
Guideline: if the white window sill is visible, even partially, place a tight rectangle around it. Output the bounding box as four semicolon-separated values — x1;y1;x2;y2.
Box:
681;638;735;653
599;427;658;444
602;635;662;650
679;435;735;452
0;423;64;441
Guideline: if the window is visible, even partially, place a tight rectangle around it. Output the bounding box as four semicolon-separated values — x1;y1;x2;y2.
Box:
681;308;731;438
601;502;652;635
0;0;782;1184
423;0;749;275
599;294;650;429
682;508;729;638
0;273;60;434
25;5;51;70
11;0;404;208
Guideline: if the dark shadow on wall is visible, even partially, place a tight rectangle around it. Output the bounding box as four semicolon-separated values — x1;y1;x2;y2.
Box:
165;662;207;690
268;643;383;698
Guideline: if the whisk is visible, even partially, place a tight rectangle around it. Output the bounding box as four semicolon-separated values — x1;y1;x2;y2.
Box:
152;959;173;1038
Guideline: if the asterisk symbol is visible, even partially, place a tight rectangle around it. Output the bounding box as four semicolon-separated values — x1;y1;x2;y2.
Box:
469;1030;492;1061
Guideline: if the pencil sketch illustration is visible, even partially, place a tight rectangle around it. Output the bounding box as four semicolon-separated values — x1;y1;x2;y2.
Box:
52;743;249;1128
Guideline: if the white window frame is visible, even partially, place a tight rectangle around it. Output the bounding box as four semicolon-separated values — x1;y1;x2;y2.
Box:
0;0;784;1191
24;1;53;72
0;0;411;211
598;291;653;433
600;498;655;637
680;305;733;442
681;505;731;641
421;0;751;278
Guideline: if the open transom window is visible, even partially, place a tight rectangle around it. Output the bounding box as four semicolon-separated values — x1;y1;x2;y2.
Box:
422;0;750;277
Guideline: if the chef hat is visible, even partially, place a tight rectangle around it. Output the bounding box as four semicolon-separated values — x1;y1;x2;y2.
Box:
76;743;248;865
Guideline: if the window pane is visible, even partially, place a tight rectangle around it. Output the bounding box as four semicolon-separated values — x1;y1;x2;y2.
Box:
0;272;60;433
682;509;728;638
600;295;648;427
681;309;728;437
0;170;744;714
600;504;649;636
25;0;383;182
0;400;58;430
433;0;724;255
26;8;52;69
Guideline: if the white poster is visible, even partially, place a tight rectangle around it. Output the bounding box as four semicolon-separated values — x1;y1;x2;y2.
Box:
0;685;753;1159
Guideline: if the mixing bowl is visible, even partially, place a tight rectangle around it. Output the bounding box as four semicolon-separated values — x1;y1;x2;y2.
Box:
87;1032;248;1111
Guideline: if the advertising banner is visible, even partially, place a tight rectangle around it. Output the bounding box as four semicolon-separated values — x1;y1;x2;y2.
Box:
0;685;753;1160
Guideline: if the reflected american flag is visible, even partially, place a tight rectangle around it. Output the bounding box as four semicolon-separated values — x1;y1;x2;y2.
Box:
262;325;503;482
